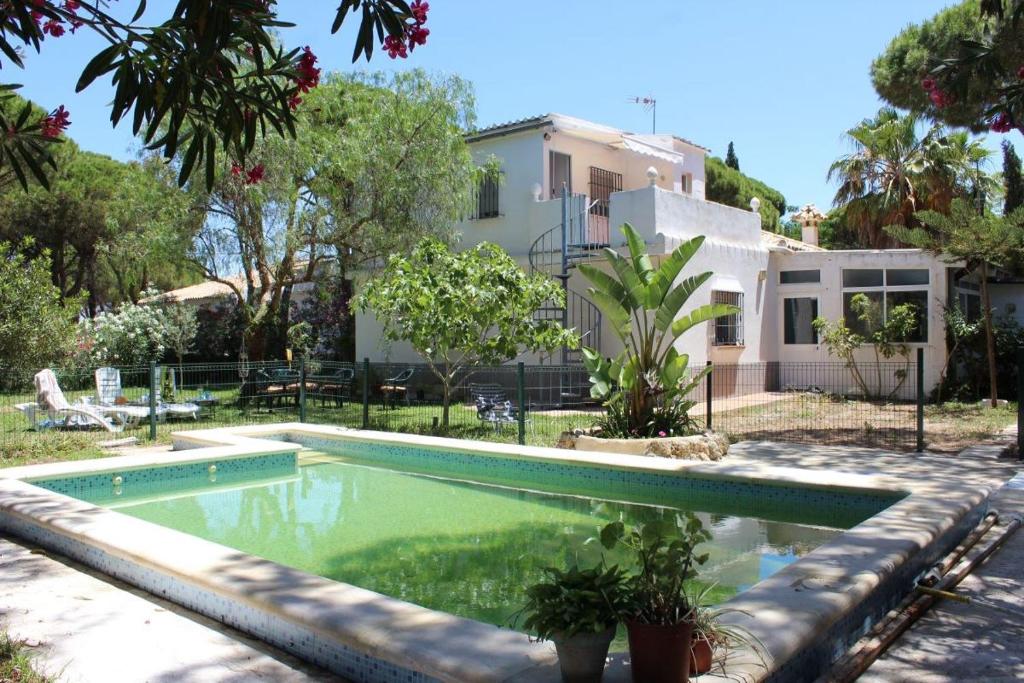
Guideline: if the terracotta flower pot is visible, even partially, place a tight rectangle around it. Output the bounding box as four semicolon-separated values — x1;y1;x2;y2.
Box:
625;618;694;683
553;625;616;683
689;635;715;675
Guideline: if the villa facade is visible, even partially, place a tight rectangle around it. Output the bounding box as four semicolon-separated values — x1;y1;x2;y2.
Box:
355;113;976;396
157;113;1013;398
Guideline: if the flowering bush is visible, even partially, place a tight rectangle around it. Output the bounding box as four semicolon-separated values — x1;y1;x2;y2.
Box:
80;295;174;367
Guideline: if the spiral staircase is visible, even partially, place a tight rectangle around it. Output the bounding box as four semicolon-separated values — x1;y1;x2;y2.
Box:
527;187;608;365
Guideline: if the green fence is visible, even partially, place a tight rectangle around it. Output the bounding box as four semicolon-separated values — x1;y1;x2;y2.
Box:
0;356;926;464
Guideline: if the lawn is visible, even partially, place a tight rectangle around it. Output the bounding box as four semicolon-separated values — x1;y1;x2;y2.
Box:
0;382;1016;468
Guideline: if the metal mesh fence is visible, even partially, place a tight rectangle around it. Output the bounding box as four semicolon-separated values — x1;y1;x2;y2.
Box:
0;358;924;463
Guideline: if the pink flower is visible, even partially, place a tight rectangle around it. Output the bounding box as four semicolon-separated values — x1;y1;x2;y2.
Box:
245;164;265;185
295;46;320;92
929;88;953;109
40;105;70;138
42;14;66;37
991;112;1013;133
230;162;243;177
1018;65;1024;80
921;77;936;91
658;430;667;437
383;34;407;59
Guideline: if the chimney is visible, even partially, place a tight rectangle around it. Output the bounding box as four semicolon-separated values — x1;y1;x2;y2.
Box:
793;204;826;247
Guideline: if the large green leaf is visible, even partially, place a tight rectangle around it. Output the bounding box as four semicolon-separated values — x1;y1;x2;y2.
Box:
654;272;713;332
622;223;655;284
648;236;705;305
669;303;739;339
577;263;629;307
660;347;690;392
589;288;632;338
604;250;645;309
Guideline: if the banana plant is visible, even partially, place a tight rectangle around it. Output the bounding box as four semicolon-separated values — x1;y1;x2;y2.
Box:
578;223;738;437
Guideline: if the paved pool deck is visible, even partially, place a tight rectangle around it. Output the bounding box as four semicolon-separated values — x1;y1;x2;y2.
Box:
0;436;1018;683
0;533;338;682
857;430;1024;683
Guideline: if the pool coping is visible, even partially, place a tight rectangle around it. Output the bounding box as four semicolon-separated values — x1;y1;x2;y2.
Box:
0;423;1001;682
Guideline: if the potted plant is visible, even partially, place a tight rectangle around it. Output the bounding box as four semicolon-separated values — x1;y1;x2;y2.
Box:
519;562;629;683
686;583;766;676
599;513;711;683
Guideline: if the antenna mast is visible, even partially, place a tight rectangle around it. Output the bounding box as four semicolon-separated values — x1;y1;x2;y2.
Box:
629;95;656;133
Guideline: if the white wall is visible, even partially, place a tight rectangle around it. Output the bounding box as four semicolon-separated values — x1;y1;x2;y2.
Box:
454;123;707;257
603;186;769;367
769;249;950;396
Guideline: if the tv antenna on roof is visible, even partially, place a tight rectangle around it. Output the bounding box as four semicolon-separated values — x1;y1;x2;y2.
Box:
629;95;656;133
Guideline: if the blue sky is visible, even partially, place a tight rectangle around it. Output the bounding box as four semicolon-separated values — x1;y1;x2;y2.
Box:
14;0;1008;212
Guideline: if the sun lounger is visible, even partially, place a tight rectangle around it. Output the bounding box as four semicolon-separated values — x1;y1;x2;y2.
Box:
22;369;121;432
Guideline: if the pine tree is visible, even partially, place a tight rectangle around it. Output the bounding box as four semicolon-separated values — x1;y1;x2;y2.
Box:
1003;140;1024;215
725;142;740;171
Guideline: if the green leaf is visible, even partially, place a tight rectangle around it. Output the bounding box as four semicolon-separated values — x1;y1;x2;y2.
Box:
670;303;738;339
654;272;713;332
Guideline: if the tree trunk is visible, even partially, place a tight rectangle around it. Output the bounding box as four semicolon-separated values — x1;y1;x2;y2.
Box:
441;380;451;427
980;262;999;407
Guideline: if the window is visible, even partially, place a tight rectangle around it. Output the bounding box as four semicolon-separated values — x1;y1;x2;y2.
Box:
680;172;693;194
784;297;818;344
958;291;981;321
886;269;929;286
841;267;929;342
842;269;883;288
712;291;744;345
780;270;820;285
474;174;500;219
550;151;572;198
886;290;928;341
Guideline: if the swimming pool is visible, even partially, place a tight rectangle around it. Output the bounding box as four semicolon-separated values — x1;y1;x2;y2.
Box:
0;424;995;682
32;446;870;644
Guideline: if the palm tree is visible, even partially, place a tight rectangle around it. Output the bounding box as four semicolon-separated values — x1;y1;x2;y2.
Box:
828;108;991;248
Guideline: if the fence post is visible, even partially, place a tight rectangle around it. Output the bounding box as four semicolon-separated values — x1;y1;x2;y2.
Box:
916;347;925;453
362;357;370;429
298;356;307;423
705;361;713;432
1017;347;1023;460
148;361;157;441
517;362;526;446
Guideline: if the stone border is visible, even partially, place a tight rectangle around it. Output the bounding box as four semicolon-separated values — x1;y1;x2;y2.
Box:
0;423;1000;682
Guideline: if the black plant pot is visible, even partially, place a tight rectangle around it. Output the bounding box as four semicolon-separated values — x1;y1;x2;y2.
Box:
553;625;616;683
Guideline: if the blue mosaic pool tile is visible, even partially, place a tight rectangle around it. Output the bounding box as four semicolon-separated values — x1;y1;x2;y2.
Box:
292;434;902;529
29;452;298;505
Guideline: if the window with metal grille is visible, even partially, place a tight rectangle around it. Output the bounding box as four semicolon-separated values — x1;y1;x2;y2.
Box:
475;174;500;219
588;167;622;218
712;291;744;346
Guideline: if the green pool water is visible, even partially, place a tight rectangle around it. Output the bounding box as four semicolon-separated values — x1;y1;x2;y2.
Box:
92;452;845;640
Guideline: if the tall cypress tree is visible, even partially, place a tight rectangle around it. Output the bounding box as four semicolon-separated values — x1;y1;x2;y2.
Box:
1003;140;1024;214
725;141;740;171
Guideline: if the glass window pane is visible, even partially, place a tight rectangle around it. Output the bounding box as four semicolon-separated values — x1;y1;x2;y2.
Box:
842;269;883;288
843;291;884;337
886;269;929;286
780;270;820;284
784;298;818;344
886;291;928;342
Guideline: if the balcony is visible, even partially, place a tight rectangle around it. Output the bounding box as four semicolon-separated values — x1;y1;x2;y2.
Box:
608;185;763;251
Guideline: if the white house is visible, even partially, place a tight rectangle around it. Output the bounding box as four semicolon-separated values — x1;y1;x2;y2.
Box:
355;113;971;396
159;112;1012;399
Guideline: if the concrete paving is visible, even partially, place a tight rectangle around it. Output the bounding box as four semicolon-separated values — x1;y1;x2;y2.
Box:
858;438;1024;682
0;536;338;683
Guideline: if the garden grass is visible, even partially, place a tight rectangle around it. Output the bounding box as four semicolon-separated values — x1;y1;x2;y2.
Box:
0;384;1015;464
0;632;50;683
